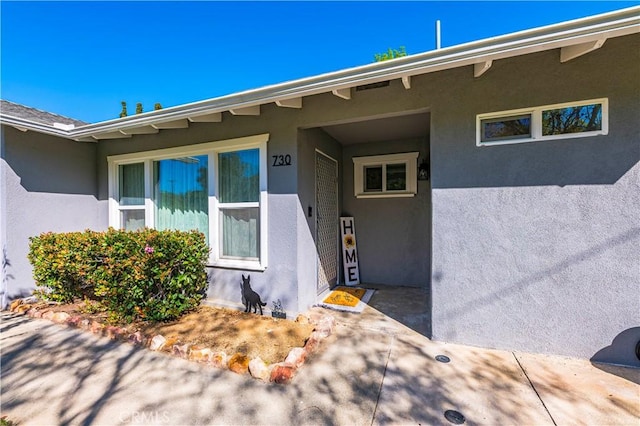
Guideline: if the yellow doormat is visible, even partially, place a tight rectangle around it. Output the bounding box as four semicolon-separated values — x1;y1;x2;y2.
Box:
323;287;366;307
318;286;375;313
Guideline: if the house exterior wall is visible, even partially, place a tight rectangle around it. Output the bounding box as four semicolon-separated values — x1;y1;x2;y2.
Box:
427;33;640;364
1;126;103;305
297;128;342;305
94;34;638;364
5;31;635;365
342;138;431;287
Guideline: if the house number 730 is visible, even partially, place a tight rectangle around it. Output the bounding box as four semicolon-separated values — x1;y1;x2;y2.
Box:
272;155;292;167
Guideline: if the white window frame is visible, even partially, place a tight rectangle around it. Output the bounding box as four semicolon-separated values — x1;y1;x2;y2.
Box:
107;133;269;271
477;98;608;146
352;152;418;199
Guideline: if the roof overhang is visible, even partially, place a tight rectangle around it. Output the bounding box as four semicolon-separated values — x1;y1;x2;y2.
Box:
2;6;638;142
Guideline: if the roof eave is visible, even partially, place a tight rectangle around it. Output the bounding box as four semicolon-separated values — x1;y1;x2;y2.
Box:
3;6;638;141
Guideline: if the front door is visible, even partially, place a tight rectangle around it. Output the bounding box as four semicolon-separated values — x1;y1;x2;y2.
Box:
315;150;338;294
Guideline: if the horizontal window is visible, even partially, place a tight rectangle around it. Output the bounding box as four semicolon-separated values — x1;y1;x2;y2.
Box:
108;134;269;270
480;114;531;143
477;98;608;146
353;152;418;198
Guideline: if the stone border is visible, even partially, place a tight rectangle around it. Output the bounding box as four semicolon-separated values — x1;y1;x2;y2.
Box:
8;299;335;385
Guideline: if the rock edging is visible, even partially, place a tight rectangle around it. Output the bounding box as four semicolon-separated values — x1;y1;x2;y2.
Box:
8;299;335;385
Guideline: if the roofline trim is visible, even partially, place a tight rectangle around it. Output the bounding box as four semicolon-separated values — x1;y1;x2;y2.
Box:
2;6;638;140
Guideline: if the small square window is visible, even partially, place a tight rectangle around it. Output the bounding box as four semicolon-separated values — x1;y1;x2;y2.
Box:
353;152;418;199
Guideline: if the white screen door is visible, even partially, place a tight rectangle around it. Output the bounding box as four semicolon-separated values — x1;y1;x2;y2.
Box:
316;150;338;293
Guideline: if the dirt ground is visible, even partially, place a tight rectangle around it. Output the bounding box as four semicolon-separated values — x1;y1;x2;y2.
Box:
33;302;315;365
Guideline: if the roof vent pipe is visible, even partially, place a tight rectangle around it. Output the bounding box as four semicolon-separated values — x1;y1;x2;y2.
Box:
436;20;441;49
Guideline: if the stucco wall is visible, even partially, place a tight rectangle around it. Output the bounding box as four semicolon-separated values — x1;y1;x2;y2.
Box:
342;138;431;287
1;126;103;302
297;128;343;307
428;34;640;363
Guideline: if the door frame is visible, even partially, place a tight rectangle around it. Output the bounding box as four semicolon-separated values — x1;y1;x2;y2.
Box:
315;149;339;294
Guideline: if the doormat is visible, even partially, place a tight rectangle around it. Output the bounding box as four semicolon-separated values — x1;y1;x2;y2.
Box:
317;286;375;313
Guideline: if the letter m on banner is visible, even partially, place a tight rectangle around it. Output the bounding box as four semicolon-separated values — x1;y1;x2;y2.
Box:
340;217;360;286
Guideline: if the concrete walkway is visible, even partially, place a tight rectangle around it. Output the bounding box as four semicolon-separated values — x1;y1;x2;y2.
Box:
1;306;638;425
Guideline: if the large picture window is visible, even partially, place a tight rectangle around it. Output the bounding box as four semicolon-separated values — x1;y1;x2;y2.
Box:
108;134;269;270
477;98;608;146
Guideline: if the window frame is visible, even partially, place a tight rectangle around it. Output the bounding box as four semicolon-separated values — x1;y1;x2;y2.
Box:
352;152;419;199
477;98;608;146
107;133;269;271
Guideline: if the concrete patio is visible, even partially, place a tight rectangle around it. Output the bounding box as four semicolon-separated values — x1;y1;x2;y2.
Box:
1;288;638;425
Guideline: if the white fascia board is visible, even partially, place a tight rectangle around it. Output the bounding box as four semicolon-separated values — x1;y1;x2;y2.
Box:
188;112;223;122
9;7;639;141
0;115;72;138
120;125;159;135
229;105;260;115
92;131;132;140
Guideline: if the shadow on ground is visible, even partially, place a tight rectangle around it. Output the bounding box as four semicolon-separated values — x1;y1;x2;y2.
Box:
2;306;638;425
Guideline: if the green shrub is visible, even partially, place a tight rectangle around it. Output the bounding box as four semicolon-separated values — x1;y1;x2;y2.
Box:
28;228;210;322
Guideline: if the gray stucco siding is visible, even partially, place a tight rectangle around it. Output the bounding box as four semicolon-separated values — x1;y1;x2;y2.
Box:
429;33;640;362
2;127;102;302
296;128;343;307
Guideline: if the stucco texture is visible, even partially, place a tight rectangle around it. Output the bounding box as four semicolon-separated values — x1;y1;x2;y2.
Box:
428;34;640;363
1;127;104;301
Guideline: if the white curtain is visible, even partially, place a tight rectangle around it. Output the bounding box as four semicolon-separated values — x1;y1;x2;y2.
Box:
153;156;208;239
218;149;259;258
119;163;145;230
119;163;144;205
222;208;259;258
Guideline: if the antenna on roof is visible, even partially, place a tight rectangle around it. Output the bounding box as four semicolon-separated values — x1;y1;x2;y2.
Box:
436;20;442;49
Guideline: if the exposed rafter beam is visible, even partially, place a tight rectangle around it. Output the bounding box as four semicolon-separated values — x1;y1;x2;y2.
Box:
401;76;411;89
119;126;159;135
275;98;303;108
474;60;493;77
188;112;223;123
92;131;131;140
12;125;28;132
151;119;189;130
332;88;351;100
229;105;260;116
560;38;606;62
74;136;97;143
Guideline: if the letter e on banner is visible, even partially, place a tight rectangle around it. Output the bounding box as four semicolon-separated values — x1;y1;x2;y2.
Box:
340;217;360;285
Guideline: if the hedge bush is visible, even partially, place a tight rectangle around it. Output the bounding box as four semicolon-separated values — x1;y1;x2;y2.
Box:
28;228;210;322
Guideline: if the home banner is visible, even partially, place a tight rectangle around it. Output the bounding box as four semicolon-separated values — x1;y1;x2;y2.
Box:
340;217;360;286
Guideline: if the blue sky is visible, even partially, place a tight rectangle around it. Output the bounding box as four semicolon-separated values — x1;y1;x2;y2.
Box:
1;1;636;123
